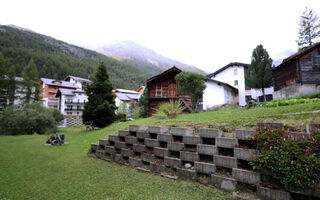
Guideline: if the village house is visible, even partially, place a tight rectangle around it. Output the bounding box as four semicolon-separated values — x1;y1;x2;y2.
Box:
207;62;274;106
146;67;192;116
64;75;91;91
273;42;320;99
55;88;87;117
113;88;142;116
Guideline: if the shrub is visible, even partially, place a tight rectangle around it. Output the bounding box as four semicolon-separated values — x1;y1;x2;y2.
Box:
155;101;185;119
264;98;320;107
0;103;60;135
116;112;127;122
251;129;320;190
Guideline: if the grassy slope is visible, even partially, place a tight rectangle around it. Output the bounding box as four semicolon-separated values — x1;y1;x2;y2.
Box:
0;102;320;200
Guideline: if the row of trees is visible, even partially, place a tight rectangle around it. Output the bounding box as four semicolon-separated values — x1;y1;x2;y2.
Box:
0;53;40;108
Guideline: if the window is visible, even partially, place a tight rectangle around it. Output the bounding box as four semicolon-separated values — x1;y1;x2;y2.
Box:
312;56;320;70
234;68;238;75
234;80;238;86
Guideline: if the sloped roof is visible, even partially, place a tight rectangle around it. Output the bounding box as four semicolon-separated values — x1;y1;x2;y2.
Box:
206;78;238;92
274;42;320;70
113;89;139;94
58;88;76;96
147;66;182;83
115;93;140;101
64;75;91;83
41;78;79;88
207;62;249;78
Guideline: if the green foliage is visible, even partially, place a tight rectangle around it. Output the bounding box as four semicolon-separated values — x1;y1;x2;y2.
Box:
264;98;320;107
297;7;320;49
293;91;320;99
251;129;320;190
116;112;127;122
155;101;185;119
50;108;64;123
82;62;117;127
138;88;148;118
246;45;273;101
21;59;40;104
244;100;262;109
0;25;158;90
0;103;60;135
175;71;206;110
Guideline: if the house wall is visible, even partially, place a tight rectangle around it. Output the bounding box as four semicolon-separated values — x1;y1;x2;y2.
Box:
274;60;298;91
202;82;237;110
298;48;320;85
60;92;87;116
246;87;274;100
210;66;246;106
273;84;320;99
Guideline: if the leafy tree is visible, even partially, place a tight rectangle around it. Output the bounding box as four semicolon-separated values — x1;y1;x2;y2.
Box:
82;62;117;127
138;88;148;118
175;71;206;111
6;67;17;105
246;44;273;102
297;7;320;49
21;59;40;104
0;53;6;108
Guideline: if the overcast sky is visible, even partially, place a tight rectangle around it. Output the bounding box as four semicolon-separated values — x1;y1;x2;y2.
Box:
1;0;320;72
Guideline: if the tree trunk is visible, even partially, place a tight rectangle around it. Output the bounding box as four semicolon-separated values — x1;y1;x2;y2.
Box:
262;88;266;102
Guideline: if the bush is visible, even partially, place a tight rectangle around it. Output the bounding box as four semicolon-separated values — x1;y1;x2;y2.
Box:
116;112;127;122
0;103;60;135
155;101;185;119
264;98;320;107
251;129;320;190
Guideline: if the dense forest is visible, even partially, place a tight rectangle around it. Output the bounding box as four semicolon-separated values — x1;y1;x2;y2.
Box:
0;25;161;90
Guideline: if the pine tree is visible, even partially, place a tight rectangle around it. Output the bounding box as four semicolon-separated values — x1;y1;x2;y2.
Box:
82;62;116;127
246;44;273;102
138;88;148;118
6;68;17;105
0;53;7;108
297;7;320;49
21;59;40;104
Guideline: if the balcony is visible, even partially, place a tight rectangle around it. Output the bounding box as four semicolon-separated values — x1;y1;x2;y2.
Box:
65;108;83;111
65;101;85;105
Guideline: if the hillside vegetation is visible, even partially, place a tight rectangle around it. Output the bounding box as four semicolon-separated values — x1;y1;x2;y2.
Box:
0;25;161;89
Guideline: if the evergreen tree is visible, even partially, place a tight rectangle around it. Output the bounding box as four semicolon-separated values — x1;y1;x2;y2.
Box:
138;88;148;118
6;68;17;105
297;7;320;49
21;59;40;104
0;53;6;108
246;44;273;102
175;71;206;111
82;62;116;127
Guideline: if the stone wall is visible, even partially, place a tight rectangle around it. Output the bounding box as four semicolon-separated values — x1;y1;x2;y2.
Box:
89;123;320;200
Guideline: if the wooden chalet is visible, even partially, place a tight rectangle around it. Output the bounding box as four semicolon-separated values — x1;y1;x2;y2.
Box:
273;42;320;99
147;67;192;116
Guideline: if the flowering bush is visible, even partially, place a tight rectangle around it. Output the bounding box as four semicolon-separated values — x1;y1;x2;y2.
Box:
251;129;320;190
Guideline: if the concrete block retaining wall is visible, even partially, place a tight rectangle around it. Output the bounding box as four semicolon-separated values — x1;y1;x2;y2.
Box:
89;123;319;200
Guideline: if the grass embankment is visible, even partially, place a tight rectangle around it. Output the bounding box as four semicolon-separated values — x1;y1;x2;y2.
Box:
0;102;320;200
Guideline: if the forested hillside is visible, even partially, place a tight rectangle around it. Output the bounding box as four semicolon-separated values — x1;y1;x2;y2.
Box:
0;25;161;89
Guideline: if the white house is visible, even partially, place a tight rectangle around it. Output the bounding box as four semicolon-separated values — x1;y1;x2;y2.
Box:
113;89;142;115
55;88;87;117
207;62;274;106
202;79;238;110
64;75;91;91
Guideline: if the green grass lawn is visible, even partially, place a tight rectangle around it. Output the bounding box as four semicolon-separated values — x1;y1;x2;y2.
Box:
0;102;320;200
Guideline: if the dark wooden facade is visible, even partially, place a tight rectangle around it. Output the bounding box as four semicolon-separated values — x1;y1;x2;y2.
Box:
147;67;192;116
274;43;320;91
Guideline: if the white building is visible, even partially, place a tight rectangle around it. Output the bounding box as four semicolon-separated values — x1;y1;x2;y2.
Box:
207;62;274;106
55;88;87;117
64;75;91;91
113;89;141;116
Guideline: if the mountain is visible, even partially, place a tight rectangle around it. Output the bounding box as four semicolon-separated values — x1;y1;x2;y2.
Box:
94;40;206;74
0;25;162;90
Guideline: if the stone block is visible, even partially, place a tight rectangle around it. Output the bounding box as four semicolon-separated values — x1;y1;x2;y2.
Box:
91;143;99;151
129;125;148;132
200;128;222;138
197;144;218;155
148;126;169;134
136;131;150;139
234;148;258;161
154;147;169;158
257;122;284;130
157;134;173;142
214;155;237;168
125;136;137;144
232;168;260;185
144;138;159;148
306;123;320;134
150;162;165;173
118;130;130;137
167;141;184;151
129;157;142;167
99;139;109;147
285;132;310;141
171;127;194;136
121;148;134;157
95;150;104;158
115;141;126;149
141;153;156;163
180;151;199;162
216;137;238;148
194;161;216;174
211;174;237;191
164;156;181;168
108;135;120;142
257;186;292;200
133;144;146;153
235;130;255;140
183;136;202;145
114;153;123;163
105;146;115;154
177;168;196;180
